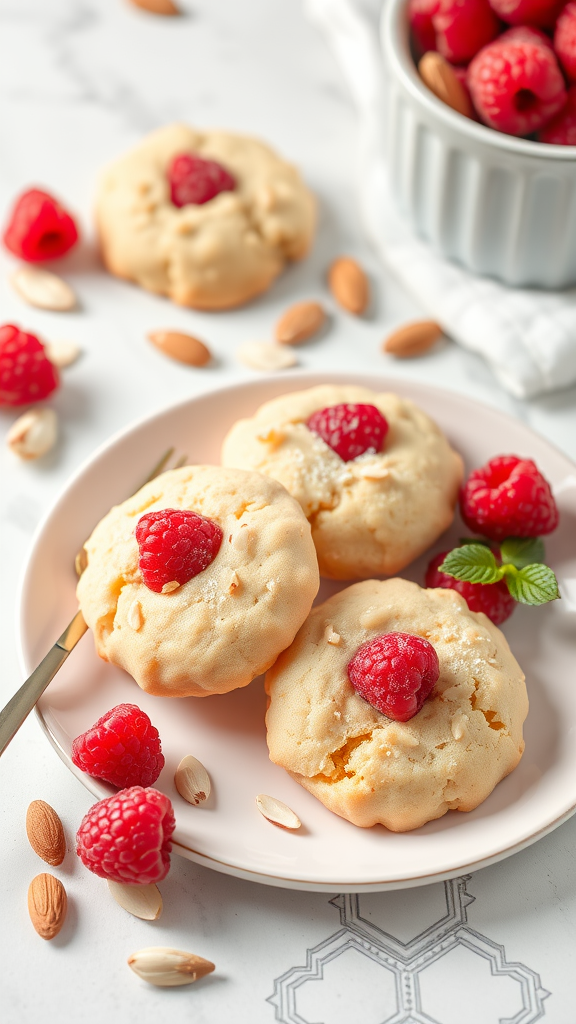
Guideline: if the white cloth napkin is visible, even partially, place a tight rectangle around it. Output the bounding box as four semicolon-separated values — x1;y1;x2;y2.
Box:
305;0;576;399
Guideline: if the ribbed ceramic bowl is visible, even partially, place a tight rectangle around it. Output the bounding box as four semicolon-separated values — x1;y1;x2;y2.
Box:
381;0;576;288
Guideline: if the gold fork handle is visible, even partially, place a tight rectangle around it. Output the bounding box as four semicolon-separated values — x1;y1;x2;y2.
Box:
0;610;88;757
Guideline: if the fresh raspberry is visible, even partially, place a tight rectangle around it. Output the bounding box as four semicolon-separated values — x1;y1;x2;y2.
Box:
167;153;236;207
0;324;59;407
76;786;175;885
554;2;576;81
307;404;389;462
409;0;440;54
460;455;559;540
425;551;515;624
432;0;501;65
71;704;165;789
467;29;566;135
347;633;439;722
136;508;223;593
488;0;563;26
538;84;576;141
3;188;78;262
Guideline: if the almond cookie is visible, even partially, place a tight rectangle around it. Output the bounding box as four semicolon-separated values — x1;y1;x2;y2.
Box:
95;123;316;310
77;466;319;697
222;385;463;579
265;578;527;832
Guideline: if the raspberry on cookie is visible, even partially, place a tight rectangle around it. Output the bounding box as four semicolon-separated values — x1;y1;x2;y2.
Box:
222;385;463;580
95;123;316;310
76;465;319;697
265;578;528;832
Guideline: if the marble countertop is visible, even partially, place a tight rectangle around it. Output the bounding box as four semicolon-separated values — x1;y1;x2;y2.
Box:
1;1;575;1022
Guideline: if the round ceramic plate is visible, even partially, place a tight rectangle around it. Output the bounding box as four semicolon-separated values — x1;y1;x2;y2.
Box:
18;372;576;892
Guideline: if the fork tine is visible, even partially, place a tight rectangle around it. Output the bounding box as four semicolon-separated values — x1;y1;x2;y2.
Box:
173;454;189;470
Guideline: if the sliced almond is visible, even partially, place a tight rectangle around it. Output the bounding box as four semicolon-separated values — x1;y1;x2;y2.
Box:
129;0;180;14
175;755;211;805
236;341;297;372
228;570;241;595
256;794;301;830
161;580;180;594
328;257;369;315
26;800;66;866
418;52;473;119
11;267;76;311
147;330;211;367
324;624;341;645
7;408;58;460
383;320;443;358
28;873;67;940
127;599;144;630
275;301;326;346
107;880;162;920
128;947;215;987
45;339;81;368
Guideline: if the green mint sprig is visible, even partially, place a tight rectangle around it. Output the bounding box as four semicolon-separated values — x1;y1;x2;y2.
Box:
440;537;559;607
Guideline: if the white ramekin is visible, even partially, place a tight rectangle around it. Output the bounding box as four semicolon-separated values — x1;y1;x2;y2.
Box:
381;0;576;288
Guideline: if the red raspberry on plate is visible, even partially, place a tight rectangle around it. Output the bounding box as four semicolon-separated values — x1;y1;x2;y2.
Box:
425;551;515;624
538;85;576;142
0;324;59;407
432;0;500;65
488;0;563;26
554;2;576;82
460;454;559;540
136;508;223;593
76;786;175;885
3;188;79;262
347;632;439;722
71;704;165;789
467;29;566;135
307;403;389;462
168;153;236;207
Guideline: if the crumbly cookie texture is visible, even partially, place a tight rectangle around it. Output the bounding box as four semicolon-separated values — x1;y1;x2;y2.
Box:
222;385;463;579
265;578;527;831
95;123;316;310
77;465;319;697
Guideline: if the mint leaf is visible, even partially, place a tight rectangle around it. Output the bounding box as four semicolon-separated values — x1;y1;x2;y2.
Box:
504;563;559;605
439;544;503;585
499;536;545;569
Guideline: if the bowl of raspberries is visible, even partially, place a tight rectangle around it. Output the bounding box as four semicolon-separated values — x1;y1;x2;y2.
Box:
381;0;576;286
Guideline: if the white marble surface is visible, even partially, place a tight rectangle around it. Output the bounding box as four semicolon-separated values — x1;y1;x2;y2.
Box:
1;1;575;1022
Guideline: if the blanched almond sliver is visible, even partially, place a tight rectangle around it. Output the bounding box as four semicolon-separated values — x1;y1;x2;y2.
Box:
236;341;297;372
107;880;162;920
11;267;76;311
256;794;301;830
175;755;211;805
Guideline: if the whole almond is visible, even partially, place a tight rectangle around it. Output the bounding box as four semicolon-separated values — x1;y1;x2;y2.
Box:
107;880;163;921
175;755;211;805
383;320;443;358
28;873;67;940
128;947;215;987
7;408;58;461
130;0;180;13
26;800;66;865
147;330;211;367
418;52;473;119
275;301;326;345
328;257;369;315
11;267;76;311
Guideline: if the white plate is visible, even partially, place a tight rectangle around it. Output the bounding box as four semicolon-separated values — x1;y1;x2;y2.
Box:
18;372;576;892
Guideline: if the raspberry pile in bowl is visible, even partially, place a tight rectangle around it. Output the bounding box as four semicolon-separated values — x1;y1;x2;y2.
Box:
410;0;576;142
